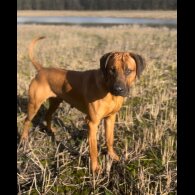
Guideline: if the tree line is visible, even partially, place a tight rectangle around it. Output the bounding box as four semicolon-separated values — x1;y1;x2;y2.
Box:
17;0;177;10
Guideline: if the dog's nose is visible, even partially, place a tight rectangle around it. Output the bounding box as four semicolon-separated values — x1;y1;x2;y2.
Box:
113;84;124;93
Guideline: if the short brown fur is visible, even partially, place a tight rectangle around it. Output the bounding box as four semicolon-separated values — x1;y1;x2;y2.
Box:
20;37;145;172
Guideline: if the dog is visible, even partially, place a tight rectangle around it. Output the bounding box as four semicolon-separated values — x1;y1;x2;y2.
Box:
20;36;145;172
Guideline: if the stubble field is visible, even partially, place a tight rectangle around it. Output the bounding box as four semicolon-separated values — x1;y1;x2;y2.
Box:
17;24;176;194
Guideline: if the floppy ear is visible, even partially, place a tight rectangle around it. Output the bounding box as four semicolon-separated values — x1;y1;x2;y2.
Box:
100;52;112;76
129;53;146;78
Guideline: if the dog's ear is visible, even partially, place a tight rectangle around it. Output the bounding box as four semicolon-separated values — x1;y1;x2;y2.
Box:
100;52;113;75
129;53;146;78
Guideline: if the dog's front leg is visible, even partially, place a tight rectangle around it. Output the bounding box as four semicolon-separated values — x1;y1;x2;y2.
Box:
88;121;100;172
104;113;119;161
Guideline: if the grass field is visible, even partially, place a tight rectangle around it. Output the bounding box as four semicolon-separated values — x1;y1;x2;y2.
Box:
17;24;177;194
17;10;177;19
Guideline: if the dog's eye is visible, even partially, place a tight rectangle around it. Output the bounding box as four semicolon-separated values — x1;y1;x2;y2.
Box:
109;67;116;75
125;69;131;76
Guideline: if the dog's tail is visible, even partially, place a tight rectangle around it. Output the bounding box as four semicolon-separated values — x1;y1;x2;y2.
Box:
29;36;46;71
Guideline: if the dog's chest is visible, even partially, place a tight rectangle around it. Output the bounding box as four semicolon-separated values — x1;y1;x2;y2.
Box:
104;96;124;116
112;97;123;111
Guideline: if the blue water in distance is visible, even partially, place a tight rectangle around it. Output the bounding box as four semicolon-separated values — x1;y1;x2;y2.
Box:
17;16;176;27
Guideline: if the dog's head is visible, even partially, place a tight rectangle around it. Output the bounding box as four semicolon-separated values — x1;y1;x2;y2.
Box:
100;52;145;97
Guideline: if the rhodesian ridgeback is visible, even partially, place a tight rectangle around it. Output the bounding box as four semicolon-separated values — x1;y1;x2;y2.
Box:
20;36;145;172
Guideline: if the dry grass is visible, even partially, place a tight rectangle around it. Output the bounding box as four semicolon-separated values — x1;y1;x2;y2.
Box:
17;24;176;194
17;10;177;19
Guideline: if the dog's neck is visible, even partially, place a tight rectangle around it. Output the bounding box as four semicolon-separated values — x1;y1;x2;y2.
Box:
96;69;110;93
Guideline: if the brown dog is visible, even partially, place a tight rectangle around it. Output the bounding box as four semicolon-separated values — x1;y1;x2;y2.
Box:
20;36;145;172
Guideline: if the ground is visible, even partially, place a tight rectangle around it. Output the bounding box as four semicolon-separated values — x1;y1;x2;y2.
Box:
17;19;177;194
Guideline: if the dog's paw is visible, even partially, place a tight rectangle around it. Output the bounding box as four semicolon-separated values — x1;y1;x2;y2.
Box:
50;127;57;133
108;151;120;161
18;134;29;151
91;161;101;173
20;133;28;143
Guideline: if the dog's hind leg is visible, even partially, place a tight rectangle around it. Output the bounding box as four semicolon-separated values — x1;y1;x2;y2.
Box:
20;79;55;144
44;97;62;133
